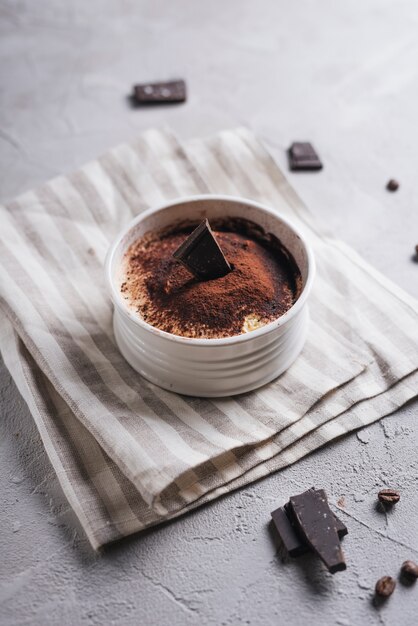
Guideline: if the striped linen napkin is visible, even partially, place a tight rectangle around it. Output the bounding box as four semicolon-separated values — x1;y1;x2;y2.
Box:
1;128;417;549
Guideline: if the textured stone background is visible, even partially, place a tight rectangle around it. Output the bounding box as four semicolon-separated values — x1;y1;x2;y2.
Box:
1;1;418;625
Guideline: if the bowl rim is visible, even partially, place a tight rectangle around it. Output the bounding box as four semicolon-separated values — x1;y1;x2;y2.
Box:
105;194;316;346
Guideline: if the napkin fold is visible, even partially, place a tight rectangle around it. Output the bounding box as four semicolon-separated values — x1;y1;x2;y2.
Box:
1;128;417;549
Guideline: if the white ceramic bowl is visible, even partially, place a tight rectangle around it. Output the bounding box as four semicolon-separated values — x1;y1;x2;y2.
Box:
105;195;315;397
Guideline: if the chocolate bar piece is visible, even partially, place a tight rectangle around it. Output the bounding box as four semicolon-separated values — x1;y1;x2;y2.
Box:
271;506;307;557
285;499;347;539
289;489;346;574
172;219;232;280
288;142;323;171
271;503;347;557
133;80;186;104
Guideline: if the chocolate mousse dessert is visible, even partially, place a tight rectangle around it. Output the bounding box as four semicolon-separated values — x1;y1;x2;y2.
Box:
120;217;302;339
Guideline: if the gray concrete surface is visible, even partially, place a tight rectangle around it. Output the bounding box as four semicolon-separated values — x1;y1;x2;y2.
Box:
1;1;418;624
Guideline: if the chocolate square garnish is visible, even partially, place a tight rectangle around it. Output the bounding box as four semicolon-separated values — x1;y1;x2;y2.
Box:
288;142;323;171
172;219;231;281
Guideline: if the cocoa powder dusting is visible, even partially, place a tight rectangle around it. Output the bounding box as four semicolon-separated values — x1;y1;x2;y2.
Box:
121;218;302;339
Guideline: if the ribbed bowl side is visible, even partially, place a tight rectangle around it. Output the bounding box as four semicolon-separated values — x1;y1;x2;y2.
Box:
106;195;315;398
113;305;309;397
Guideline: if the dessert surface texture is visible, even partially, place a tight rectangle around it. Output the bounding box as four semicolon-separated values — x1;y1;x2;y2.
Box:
121;218;302;339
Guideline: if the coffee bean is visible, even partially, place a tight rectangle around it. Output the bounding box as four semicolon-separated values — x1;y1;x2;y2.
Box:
375;576;396;598
386;179;399;191
378;489;400;505
401;560;418;580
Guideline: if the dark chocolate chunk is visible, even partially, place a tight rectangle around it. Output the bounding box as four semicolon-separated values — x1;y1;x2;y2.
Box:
172;219;232;280
271;506;307;557
288;142;323;171
286;488;347;536
289;488;346;573
133;80;186;104
285;501;348;541
386;179;399;192
271;500;347;557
